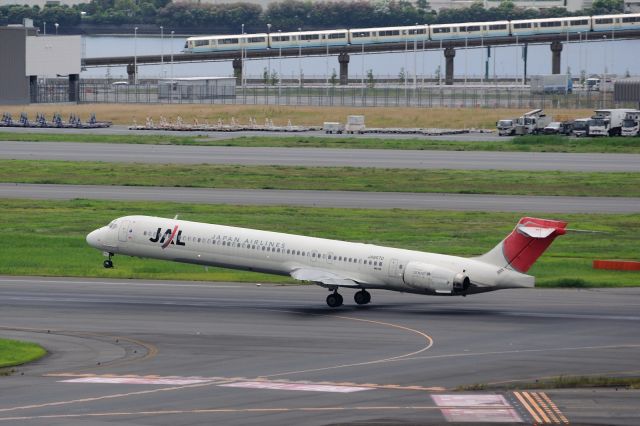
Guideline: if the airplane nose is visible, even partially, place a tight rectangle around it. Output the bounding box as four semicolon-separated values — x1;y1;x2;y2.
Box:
86;229;101;248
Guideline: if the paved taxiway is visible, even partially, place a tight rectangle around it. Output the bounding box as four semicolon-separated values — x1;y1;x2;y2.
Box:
3;183;640;213
2;141;639;171
1;276;639;425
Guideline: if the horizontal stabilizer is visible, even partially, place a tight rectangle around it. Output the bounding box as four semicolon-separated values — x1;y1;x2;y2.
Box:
290;268;361;287
517;225;556;239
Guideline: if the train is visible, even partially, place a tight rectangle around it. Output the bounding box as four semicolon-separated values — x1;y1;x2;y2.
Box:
184;13;640;54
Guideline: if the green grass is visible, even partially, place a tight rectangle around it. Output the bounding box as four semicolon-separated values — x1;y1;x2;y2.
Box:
2;132;640;153
0;199;638;287
0;338;46;368
458;375;640;391
3;160;640;197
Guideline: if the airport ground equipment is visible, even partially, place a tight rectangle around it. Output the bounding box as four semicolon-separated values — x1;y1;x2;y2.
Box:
497;119;516;136
621;110;640;136
345;115;366;134
514;109;552;135
323;122;344;134
530;74;573;94
589;108;638;136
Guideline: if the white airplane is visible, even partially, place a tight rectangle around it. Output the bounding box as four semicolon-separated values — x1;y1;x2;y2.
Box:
86;215;567;307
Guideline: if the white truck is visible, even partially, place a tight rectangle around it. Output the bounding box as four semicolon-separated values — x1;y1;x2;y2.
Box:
345;115;365;134
571;118;591;137
496;119;516;136
514;109;552;135
530;75;573;94
621;111;640;137
588;109;638;137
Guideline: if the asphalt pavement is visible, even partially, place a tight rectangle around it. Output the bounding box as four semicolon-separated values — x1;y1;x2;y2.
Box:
1;276;639;425
2;141;639;171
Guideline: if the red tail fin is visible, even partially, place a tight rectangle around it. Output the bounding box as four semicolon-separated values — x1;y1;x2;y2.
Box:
478;217;567;273
502;217;567;273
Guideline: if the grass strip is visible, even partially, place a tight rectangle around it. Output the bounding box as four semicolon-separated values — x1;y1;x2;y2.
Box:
458;375;640;391
0;338;46;369
3;160;640;197
1;199;638;287
1;132;640;153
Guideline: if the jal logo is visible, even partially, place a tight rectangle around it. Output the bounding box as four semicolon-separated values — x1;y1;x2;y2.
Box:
149;225;186;249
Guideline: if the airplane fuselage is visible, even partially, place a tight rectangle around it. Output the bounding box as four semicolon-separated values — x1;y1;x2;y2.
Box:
87;215;537;299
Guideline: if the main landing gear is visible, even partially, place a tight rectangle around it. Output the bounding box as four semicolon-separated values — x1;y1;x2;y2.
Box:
103;253;114;269
325;289;372;308
326;291;343;308
354;289;371;305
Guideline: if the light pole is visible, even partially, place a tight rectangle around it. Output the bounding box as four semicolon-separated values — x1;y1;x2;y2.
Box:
413;24;417;90
464;33;468;85
361;34;364;93
241;24;244;89
515;34;519;85
439;39;442;86
54;22;58;35
298;28;302;87
278;29;282;97
170;30;174;85
43;21;46;35
603;35;607;95
160;26;164;79
267;23;271;86
134;26;138;85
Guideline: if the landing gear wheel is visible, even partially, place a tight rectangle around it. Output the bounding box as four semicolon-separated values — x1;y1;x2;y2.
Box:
354;289;371;305
326;292;343;308
103;253;114;269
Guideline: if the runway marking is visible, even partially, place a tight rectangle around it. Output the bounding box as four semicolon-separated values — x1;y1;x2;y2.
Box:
259;314;434;378
513;391;568;424
219;381;370;393
48;373;445;392
432;394;523;423
0;405;441;422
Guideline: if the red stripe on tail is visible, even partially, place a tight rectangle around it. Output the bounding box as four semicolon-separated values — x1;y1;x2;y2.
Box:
502;217;567;273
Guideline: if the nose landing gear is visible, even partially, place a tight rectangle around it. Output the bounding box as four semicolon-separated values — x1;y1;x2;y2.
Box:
103;253;114;268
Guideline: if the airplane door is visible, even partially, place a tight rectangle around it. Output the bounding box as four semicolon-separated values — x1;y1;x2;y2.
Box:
311;250;318;263
327;252;334;264
388;258;402;278
118;220;130;242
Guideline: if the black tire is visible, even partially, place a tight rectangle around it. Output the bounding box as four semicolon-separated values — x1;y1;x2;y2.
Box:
326;293;342;308
103;259;113;269
354;290;371;305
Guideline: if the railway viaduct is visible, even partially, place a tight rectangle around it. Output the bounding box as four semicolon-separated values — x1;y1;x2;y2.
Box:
83;30;640;85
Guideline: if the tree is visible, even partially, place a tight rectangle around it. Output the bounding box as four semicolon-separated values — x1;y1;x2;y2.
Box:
589;0;624;15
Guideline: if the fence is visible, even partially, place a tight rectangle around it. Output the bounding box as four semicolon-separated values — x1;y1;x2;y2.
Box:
31;81;634;110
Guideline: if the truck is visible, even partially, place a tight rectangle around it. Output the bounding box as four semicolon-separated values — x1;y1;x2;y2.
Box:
530;74;573;94
514;109;552;135
588;109;638;137
496;119;515;136
571;118;590;137
621;110;640;137
345;115;365;134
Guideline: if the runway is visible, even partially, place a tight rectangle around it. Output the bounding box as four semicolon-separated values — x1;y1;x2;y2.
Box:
3;183;640;213
1;276;639;425
2;141;639;171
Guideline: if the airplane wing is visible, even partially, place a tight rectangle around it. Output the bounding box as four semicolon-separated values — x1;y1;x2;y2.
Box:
290;268;362;288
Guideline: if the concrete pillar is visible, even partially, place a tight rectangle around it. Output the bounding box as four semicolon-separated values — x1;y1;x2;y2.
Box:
29;76;38;103
68;74;79;103
232;58;242;85
338;52;349;85
444;47;455;86
126;63;137;84
551;41;563;75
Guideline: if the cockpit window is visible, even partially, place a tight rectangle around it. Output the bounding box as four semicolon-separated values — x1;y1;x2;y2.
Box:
108;221;118;229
